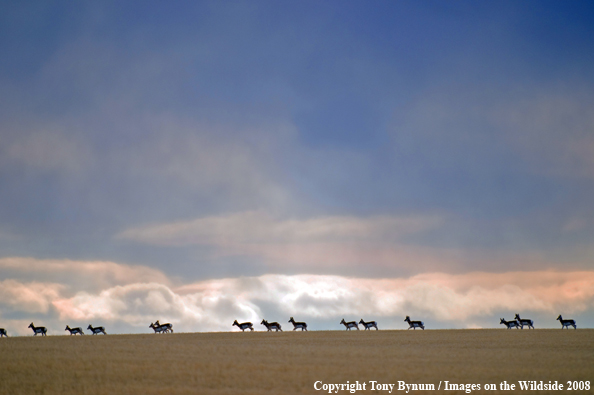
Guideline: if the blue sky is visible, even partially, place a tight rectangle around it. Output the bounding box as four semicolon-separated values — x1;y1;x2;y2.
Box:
1;1;594;334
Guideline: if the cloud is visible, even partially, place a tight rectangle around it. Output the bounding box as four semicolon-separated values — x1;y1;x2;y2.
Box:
119;211;443;246
1;111;294;210
117;211;448;269
0;257;170;293
53;283;184;323
0;279;63;314
108;116;294;209
48;271;594;333
116;212;594;274
4;259;594;335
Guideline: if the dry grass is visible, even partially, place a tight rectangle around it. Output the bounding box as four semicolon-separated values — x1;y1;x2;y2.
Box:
0;329;592;394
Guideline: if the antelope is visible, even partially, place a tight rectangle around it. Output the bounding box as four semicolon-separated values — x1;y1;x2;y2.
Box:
500;318;521;329
514;314;534;329
149;322;168;334
404;316;424;330
261;319;282;331
65;325;84;335
232;320;254;331
288;317;307;331
28;322;47;336
557;315;577;329
154;320;173;333
340;319;359;330
0;328;7;337
359;319;378;330
87;324;107;335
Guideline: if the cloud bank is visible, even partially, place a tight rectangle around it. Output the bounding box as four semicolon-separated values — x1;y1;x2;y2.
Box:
1;258;593;335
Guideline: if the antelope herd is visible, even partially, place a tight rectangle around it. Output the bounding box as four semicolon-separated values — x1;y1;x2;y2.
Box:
498;313;579;330
0;313;580;337
234;314;579;332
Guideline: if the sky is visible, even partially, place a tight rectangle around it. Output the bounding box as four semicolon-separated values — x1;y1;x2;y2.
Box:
1;0;594;335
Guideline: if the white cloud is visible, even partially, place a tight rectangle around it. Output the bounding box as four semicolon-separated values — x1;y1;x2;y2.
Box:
0;279;63;314
2;256;593;335
15;270;594;334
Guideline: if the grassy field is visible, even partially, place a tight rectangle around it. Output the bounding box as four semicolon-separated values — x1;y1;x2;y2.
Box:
0;329;592;394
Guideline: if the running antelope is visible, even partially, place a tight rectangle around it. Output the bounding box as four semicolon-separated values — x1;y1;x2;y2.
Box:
557;315;577;329
340;319;359;330
154;320;173;333
514;314;534;329
232;320;254;331
404;316;425;330
359;319;378;330
288;317;308;331
149;322;168;334
28;322;47;336
500;318;521;329
65;325;84;335
261;319;282;331
87;324;107;335
0;328;7;337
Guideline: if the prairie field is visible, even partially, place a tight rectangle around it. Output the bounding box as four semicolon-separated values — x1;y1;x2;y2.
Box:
0;329;592;395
